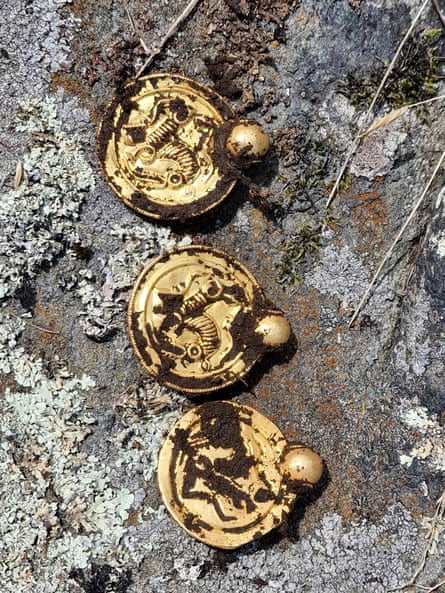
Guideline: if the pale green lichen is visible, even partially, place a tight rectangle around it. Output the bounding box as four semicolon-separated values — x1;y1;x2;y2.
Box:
0;96;95;300
0;312;184;589
0;91;194;587
0;315;130;583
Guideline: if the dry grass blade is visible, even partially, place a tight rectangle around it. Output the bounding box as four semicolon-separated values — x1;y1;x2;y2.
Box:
135;0;201;78
360;106;410;137
326;0;431;208
14;161;23;189
361;94;445;137
349;147;445;327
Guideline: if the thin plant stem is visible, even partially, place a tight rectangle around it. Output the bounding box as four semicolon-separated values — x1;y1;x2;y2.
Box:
349;147;445;327
424;578;445;593
124;1;150;54
135;0;201;78
407;93;445;110
432;0;445;26
12;312;60;335
326;0;431;208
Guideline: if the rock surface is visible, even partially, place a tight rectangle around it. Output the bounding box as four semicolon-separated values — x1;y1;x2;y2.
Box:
0;1;444;592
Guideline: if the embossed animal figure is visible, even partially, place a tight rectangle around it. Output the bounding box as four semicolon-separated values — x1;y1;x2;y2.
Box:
121;97;211;189
175;402;260;522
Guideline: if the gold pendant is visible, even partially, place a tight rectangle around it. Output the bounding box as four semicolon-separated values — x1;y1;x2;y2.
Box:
158;400;323;549
128;245;291;395
97;73;269;220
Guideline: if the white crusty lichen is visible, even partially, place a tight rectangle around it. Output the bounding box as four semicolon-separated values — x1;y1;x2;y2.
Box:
305;241;370;311
24;0;76;75
305;239;396;326
0;96;95;300
74;223;191;341
399;405;445;568
400;406;445;473
114;376;188;427
394;286;432;376
115;504;421;592
430;186;445;257
349;112;410;180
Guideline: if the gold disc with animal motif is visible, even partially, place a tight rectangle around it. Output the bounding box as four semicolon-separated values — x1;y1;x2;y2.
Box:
96;73;237;220
157;401;296;549
127;246;291;395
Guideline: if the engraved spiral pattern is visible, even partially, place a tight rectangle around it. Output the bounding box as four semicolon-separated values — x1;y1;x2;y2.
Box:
97;74;237;220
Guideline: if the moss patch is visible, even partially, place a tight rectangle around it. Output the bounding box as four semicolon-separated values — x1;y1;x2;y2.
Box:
337;30;442;110
278;217;337;285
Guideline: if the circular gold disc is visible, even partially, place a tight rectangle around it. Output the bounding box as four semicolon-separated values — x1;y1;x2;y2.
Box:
158;401;296;549
128;245;288;395
96;73;237;220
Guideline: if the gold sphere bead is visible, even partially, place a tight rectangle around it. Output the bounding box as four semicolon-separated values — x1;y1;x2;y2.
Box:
226;121;270;162
256;313;291;349
281;445;324;487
